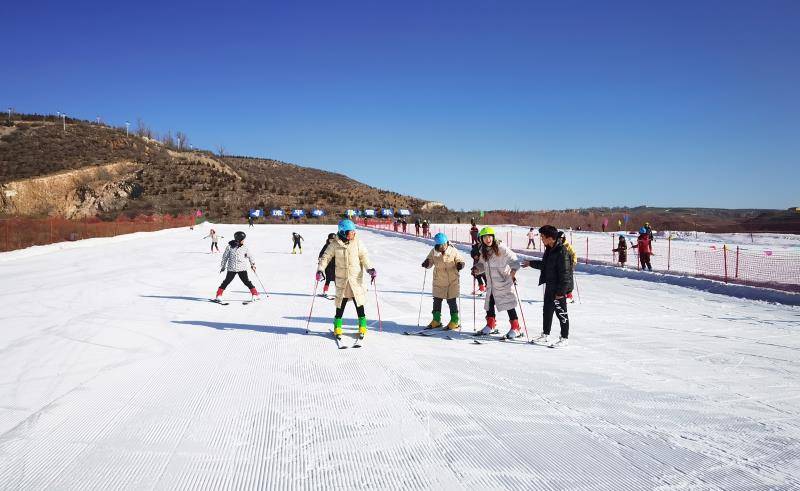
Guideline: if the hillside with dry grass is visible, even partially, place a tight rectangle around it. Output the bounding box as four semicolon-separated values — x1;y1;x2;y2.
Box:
0;116;432;221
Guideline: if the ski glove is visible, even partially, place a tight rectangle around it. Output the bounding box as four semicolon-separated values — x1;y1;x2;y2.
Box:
456;262;464;271
316;271;325;282
219;268;225;274
421;259;430;268
367;268;377;283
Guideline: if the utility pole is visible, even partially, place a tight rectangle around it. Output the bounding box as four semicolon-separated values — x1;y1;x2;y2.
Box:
6;107;11;122
61;113;66;132
125;121;130;136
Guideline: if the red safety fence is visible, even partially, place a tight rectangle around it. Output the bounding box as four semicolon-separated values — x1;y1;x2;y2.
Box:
357;219;800;293
0;214;196;252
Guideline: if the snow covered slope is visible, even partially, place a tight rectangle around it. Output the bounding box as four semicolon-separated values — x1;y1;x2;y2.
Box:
1;224;799;489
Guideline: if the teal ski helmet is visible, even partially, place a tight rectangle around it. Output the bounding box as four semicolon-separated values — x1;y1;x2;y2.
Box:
433;232;448;245
338;219;356;233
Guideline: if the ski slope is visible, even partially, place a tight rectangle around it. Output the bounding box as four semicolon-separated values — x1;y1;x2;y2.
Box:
1;224;799;490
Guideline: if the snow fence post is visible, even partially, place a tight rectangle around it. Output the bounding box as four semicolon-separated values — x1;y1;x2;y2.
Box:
586;237;589;264
735;246;740;279
723;245;729;283
667;235;671;271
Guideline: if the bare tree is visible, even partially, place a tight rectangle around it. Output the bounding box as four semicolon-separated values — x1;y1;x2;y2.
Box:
136;118;153;139
176;131;188;151
216;144;226;157
162;130;175;149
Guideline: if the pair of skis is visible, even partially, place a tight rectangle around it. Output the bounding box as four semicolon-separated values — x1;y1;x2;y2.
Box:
209;298;262;306
331;330;364;349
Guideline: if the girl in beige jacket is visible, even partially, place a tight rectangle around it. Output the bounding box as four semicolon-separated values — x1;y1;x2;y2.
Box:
421;233;465;330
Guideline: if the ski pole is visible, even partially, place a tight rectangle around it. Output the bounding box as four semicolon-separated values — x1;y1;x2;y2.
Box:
305;279;320;333
472;276;477;333
513;281;530;342
373;278;383;332
574;274;582;304
252;269;269;297
416;269;428;327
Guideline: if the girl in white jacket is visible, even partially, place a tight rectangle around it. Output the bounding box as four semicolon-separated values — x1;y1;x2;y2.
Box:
472;227;522;339
215;231;260;302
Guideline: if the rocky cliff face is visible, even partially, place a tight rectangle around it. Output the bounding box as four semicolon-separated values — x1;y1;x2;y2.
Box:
0;162;142;218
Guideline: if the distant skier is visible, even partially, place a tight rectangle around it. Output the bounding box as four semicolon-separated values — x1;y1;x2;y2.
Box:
414;218;421;236
202;228;223;253
292;232;304;254
471;227;522;339
317;219;376;340
318;233;337;298
421;233;465;330
522;225;574;348
612;235;628;267
526;227;536;249
632;227;653;271
469;221;479;245
247;215;254;228
215;231;260;302
401;218;408;233
422;219;430;238
393;219;400;232
470;242;487;295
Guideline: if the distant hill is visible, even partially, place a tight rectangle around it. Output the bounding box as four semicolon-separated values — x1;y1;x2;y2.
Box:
0;116;433;220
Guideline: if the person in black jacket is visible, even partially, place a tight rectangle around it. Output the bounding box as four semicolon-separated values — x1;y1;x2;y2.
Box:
318;233;336;298
522;225;574;348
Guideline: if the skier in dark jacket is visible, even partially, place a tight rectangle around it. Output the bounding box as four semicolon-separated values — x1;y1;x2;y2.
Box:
318;233;336;298
612;235;628;266
522;225;573;348
470;223;479;245
414;218;421;236
292;232;304;254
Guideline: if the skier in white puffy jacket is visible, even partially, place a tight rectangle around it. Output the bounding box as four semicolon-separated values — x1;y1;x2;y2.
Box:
215;231;260;302
471;227;523;339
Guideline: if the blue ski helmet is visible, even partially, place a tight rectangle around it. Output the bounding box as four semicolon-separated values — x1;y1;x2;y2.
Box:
433;232;448;245
639;227;647;234
338;219;356;233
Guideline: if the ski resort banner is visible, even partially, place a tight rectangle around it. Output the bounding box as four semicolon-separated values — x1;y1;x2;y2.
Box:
345;209;359;217
398;209;411;216
270;209;284;217
249;209;264;218
381;208;394;217
363;209;376;217
291;209;305;218
311;209;326;217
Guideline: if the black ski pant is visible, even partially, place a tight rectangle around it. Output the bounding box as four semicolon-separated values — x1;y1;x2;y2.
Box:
293;239;302;250
486;294;517;321
527;239;536;248
335;298;365;318
211;241;219;252
219;271;255;290
542;287;569;338
639;253;652;271
433;297;458;314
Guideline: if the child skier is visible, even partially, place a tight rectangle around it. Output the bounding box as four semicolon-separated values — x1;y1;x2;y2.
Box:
523;225;574;348
202;228;223;253
215;231;260;302
469;220;479;245
317;219;376;340
317;233;337;298
612;235;628;267
470;243;487;295
421;233;465;330
471;227;523;339
632;227;653;271
526;227;537;249
421;219;430;238
292;232;304;254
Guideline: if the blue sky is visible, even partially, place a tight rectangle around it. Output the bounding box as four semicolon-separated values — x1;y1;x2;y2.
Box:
4;0;799;210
